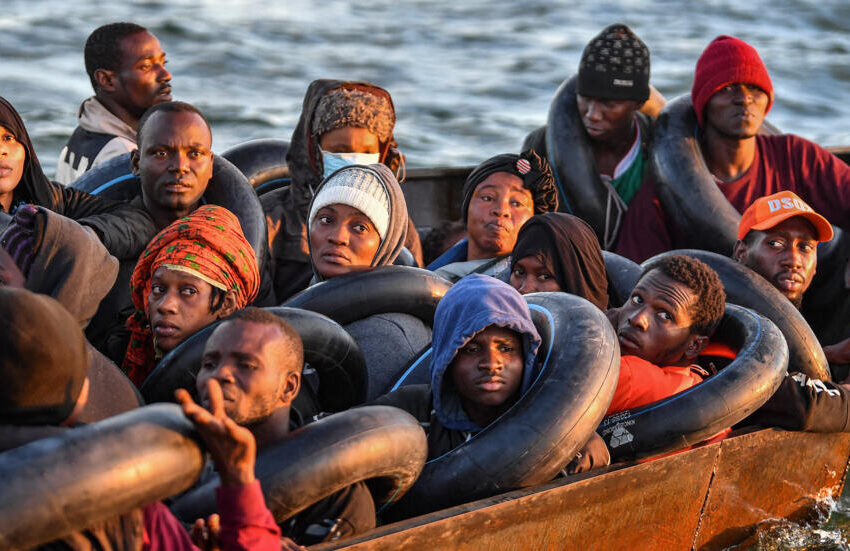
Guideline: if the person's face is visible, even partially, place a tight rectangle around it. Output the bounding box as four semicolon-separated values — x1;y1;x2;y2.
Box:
309;203;381;278
450;325;525;422
733;217;818;308
132;111;213;220
576;94;642;144
147;266;220;355
319;126;380;154
510;255;561;294
466;173;534;260
617;269;703;366
111;31;172;119
197;320;300;426
0;125;26;202
704;83;769;139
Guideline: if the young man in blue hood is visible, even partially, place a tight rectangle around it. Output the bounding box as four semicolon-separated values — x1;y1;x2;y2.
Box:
372;274;540;457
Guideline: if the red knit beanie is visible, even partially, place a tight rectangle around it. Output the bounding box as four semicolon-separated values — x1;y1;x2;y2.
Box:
691;35;773;128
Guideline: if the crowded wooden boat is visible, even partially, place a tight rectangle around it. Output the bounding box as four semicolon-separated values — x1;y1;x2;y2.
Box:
2;21;850;551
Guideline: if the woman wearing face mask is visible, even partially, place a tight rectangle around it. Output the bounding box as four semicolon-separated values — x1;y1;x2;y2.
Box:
262;80;423;302
305;163;431;399
508;213;610;310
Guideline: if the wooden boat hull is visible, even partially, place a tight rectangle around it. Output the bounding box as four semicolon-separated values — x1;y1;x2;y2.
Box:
313;428;850;550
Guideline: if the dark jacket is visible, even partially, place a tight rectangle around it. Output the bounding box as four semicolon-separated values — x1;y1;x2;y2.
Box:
261;79;422;302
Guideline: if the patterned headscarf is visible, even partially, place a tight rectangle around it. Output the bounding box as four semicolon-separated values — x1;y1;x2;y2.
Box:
123;205;260;385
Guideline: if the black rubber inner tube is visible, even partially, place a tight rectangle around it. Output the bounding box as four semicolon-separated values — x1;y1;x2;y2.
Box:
599;304;788;461
388;292;620;517
139;307;367;414
0;404;203;550
69;152;268;276
221;138;290;194
170;405;427;524
603;251;642;308
641;249;830;381
545;75;610;244
651;94;741;255
283;265;453;326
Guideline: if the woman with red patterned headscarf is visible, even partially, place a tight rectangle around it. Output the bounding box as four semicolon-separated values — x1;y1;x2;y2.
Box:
123;205;260;386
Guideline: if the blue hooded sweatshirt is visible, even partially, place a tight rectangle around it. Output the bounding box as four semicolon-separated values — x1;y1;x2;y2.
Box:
430;274;541;433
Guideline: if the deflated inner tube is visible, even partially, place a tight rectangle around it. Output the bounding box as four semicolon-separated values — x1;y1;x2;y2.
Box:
0;404;203;550
221;138;290;194
642;249;830;381
389;292;620;517
603;251;642;308
170;405;427;524
599;304;788;461
651;94;740;255
69;152;268;276
140;307;366;414
545;75;609;244
283;265;453;326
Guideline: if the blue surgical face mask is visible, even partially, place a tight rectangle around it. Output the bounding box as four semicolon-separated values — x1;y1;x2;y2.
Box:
321;150;380;179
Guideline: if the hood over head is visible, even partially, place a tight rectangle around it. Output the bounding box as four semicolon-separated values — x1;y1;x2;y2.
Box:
307;163;408;280
430;274;541;432
0;96;53;213
511;213;609;310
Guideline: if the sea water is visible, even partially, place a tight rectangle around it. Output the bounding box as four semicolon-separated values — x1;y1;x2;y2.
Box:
3;2;850;548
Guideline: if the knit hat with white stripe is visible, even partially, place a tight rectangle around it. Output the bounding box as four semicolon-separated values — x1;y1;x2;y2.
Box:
308;164;391;239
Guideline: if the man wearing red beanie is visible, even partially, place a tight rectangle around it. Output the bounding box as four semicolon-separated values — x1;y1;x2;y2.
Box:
621;35;850;263
691;35;850;230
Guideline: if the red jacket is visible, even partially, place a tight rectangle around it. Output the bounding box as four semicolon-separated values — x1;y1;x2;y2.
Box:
142;481;281;551
605;355;705;416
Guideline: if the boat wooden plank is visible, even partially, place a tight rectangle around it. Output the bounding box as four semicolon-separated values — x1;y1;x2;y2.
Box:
315;444;719;550
693;429;850;550
313;429;850;550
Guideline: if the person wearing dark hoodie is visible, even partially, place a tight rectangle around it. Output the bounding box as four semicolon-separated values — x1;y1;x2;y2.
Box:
262;79;423;302
371;275;541;459
427;150;559;282
0;204;142;421
508;212;610;310
304;164;431;399
0;286;282;550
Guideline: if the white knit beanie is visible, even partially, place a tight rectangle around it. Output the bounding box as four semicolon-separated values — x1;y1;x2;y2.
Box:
308;165;391;239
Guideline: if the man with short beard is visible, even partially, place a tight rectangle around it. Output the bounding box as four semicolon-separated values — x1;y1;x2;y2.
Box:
732;191;850;365
195;307;376;546
56;22;173;184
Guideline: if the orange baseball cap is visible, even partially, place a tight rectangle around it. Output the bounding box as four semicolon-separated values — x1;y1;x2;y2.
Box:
737;191;833;241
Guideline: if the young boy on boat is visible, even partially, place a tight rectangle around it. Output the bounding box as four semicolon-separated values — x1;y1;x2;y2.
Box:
0;286;282;550
604;255;726;415
56;22;173;185
427;150;559;282
194;307;376;546
262;79;423;302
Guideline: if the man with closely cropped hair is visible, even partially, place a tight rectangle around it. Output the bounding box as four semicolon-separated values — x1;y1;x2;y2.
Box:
56;22;173;184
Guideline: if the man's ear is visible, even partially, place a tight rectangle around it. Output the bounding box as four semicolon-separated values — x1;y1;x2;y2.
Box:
130;148;141;176
732;239;747;262
684;334;709;360
279;370;301;407
93;69;117;93
61;377;90;427
217;290;239;319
